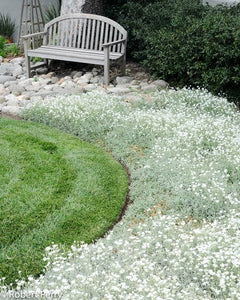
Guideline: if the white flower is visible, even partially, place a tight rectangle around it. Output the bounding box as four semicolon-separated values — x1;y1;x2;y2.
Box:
8;88;239;299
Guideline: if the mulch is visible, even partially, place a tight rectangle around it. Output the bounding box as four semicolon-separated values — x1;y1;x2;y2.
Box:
0;113;23;120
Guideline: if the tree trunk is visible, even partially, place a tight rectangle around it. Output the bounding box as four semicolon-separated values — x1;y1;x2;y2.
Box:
61;0;104;15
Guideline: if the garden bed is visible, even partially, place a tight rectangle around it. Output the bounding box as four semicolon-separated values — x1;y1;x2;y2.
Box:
2;89;238;299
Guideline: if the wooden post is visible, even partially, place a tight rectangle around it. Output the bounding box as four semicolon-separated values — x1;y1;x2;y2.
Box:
18;0;45;46
23;39;31;78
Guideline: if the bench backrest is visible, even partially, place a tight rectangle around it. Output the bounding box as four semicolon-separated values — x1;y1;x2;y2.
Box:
44;14;127;53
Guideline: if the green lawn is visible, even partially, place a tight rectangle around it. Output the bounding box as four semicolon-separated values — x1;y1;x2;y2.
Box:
0;117;128;285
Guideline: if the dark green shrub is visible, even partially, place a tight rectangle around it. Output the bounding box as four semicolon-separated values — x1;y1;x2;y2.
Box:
111;0;240;104
143;5;240;104
106;0;167;59
113;0;205;59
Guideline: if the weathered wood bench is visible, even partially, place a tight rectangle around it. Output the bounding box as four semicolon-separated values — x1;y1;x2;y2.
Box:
22;13;127;85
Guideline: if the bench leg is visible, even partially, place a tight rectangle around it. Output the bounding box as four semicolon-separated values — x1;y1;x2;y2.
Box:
120;53;126;76
25;55;31;78
104;47;110;85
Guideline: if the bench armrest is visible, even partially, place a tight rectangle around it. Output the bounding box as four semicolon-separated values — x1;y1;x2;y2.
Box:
21;31;47;40
102;39;126;48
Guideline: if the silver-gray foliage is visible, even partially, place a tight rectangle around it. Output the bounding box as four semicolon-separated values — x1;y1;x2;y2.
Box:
5;89;240;299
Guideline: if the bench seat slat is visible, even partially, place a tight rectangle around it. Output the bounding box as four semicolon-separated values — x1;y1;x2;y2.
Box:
28;46;123;65
40;46;123;58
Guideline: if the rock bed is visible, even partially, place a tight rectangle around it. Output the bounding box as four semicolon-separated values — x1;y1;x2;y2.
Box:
0;57;168;116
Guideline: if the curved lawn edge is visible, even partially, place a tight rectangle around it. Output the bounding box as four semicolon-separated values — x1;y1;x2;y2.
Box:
0;113;132;240
97;161;131;241
0;117;129;286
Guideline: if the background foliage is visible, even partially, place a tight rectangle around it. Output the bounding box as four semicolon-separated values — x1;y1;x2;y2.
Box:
106;0;240;105
0;36;19;57
0;13;15;40
44;0;62;23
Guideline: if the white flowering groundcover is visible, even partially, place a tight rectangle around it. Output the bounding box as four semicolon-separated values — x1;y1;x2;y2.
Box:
1;89;239;299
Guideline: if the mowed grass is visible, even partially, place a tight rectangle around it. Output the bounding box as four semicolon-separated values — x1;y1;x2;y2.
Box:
0;117;128;285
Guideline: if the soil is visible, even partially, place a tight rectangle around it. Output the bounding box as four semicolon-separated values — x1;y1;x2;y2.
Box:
0;112;23;120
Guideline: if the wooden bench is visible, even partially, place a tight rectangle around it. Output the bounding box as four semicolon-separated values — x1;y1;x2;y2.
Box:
22;13;127;85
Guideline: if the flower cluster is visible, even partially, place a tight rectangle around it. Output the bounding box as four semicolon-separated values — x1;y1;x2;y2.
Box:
2;88;239;299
